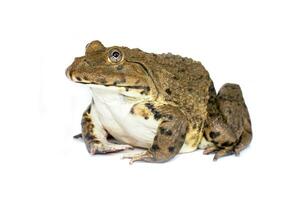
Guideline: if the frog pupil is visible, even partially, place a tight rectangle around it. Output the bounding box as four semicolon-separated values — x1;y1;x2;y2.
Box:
112;51;119;58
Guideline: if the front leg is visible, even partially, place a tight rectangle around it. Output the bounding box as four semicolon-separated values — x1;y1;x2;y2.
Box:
123;104;188;163
79;104;133;154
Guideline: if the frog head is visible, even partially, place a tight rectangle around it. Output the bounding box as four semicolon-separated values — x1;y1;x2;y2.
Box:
66;40;157;98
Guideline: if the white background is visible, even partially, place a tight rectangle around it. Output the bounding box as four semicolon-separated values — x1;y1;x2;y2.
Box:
0;0;299;199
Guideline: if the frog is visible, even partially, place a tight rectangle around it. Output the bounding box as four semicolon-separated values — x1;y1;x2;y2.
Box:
65;40;252;163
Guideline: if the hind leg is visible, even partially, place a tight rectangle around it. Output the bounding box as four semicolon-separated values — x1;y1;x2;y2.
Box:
204;83;252;160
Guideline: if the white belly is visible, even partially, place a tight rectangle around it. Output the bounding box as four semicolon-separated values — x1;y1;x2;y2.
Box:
90;86;158;148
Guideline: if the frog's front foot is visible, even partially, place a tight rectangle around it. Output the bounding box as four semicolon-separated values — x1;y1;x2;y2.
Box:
203;146;234;161
122;151;154;164
88;141;133;154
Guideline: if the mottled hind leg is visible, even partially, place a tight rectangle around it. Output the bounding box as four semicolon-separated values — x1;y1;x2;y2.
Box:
205;83;252;160
80;104;133;154
123;104;188;164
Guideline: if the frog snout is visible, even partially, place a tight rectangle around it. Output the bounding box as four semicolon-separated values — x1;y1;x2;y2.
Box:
65;66;72;80
66;57;84;80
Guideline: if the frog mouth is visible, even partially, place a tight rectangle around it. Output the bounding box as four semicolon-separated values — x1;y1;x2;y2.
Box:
96;83;150;94
72;79;149;92
78;81;150;96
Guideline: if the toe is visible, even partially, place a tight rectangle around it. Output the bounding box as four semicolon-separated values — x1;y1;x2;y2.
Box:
73;133;82;139
203;146;218;155
122;151;153;164
213;149;234;161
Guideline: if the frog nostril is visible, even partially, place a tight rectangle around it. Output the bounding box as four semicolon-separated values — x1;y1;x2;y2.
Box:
66;68;73;80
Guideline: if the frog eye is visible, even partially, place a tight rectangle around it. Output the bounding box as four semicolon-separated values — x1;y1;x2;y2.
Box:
109;49;123;63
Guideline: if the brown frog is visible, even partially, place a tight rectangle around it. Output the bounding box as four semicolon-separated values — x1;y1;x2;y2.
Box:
66;40;252;163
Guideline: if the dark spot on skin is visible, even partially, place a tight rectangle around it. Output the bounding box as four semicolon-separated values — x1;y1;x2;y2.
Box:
159;127;166;134
144;103;161;120
126;88;129;91
204;123;209;128
159;127;172;136
140;87;150;95
221;141;233;147
154;111;162;120
123;85;149;91
188;88;193;92
116;65;124;70
209;112;218;118
165;129;172;136
85;118;91;122
96;78;107;84
168;146;175;153
75;77;82;81
151;144;160;151
113;79;126;86
210;131;220;139
81;120;86;126
85;133;96;141
181;134;186;140
86;124;94;131
172;76;179;80
144;116;149;120
145;103;154;109
211;140;219;146
192;124;197;129
165;88;172;95
140;86;150;95
165;114;173;120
